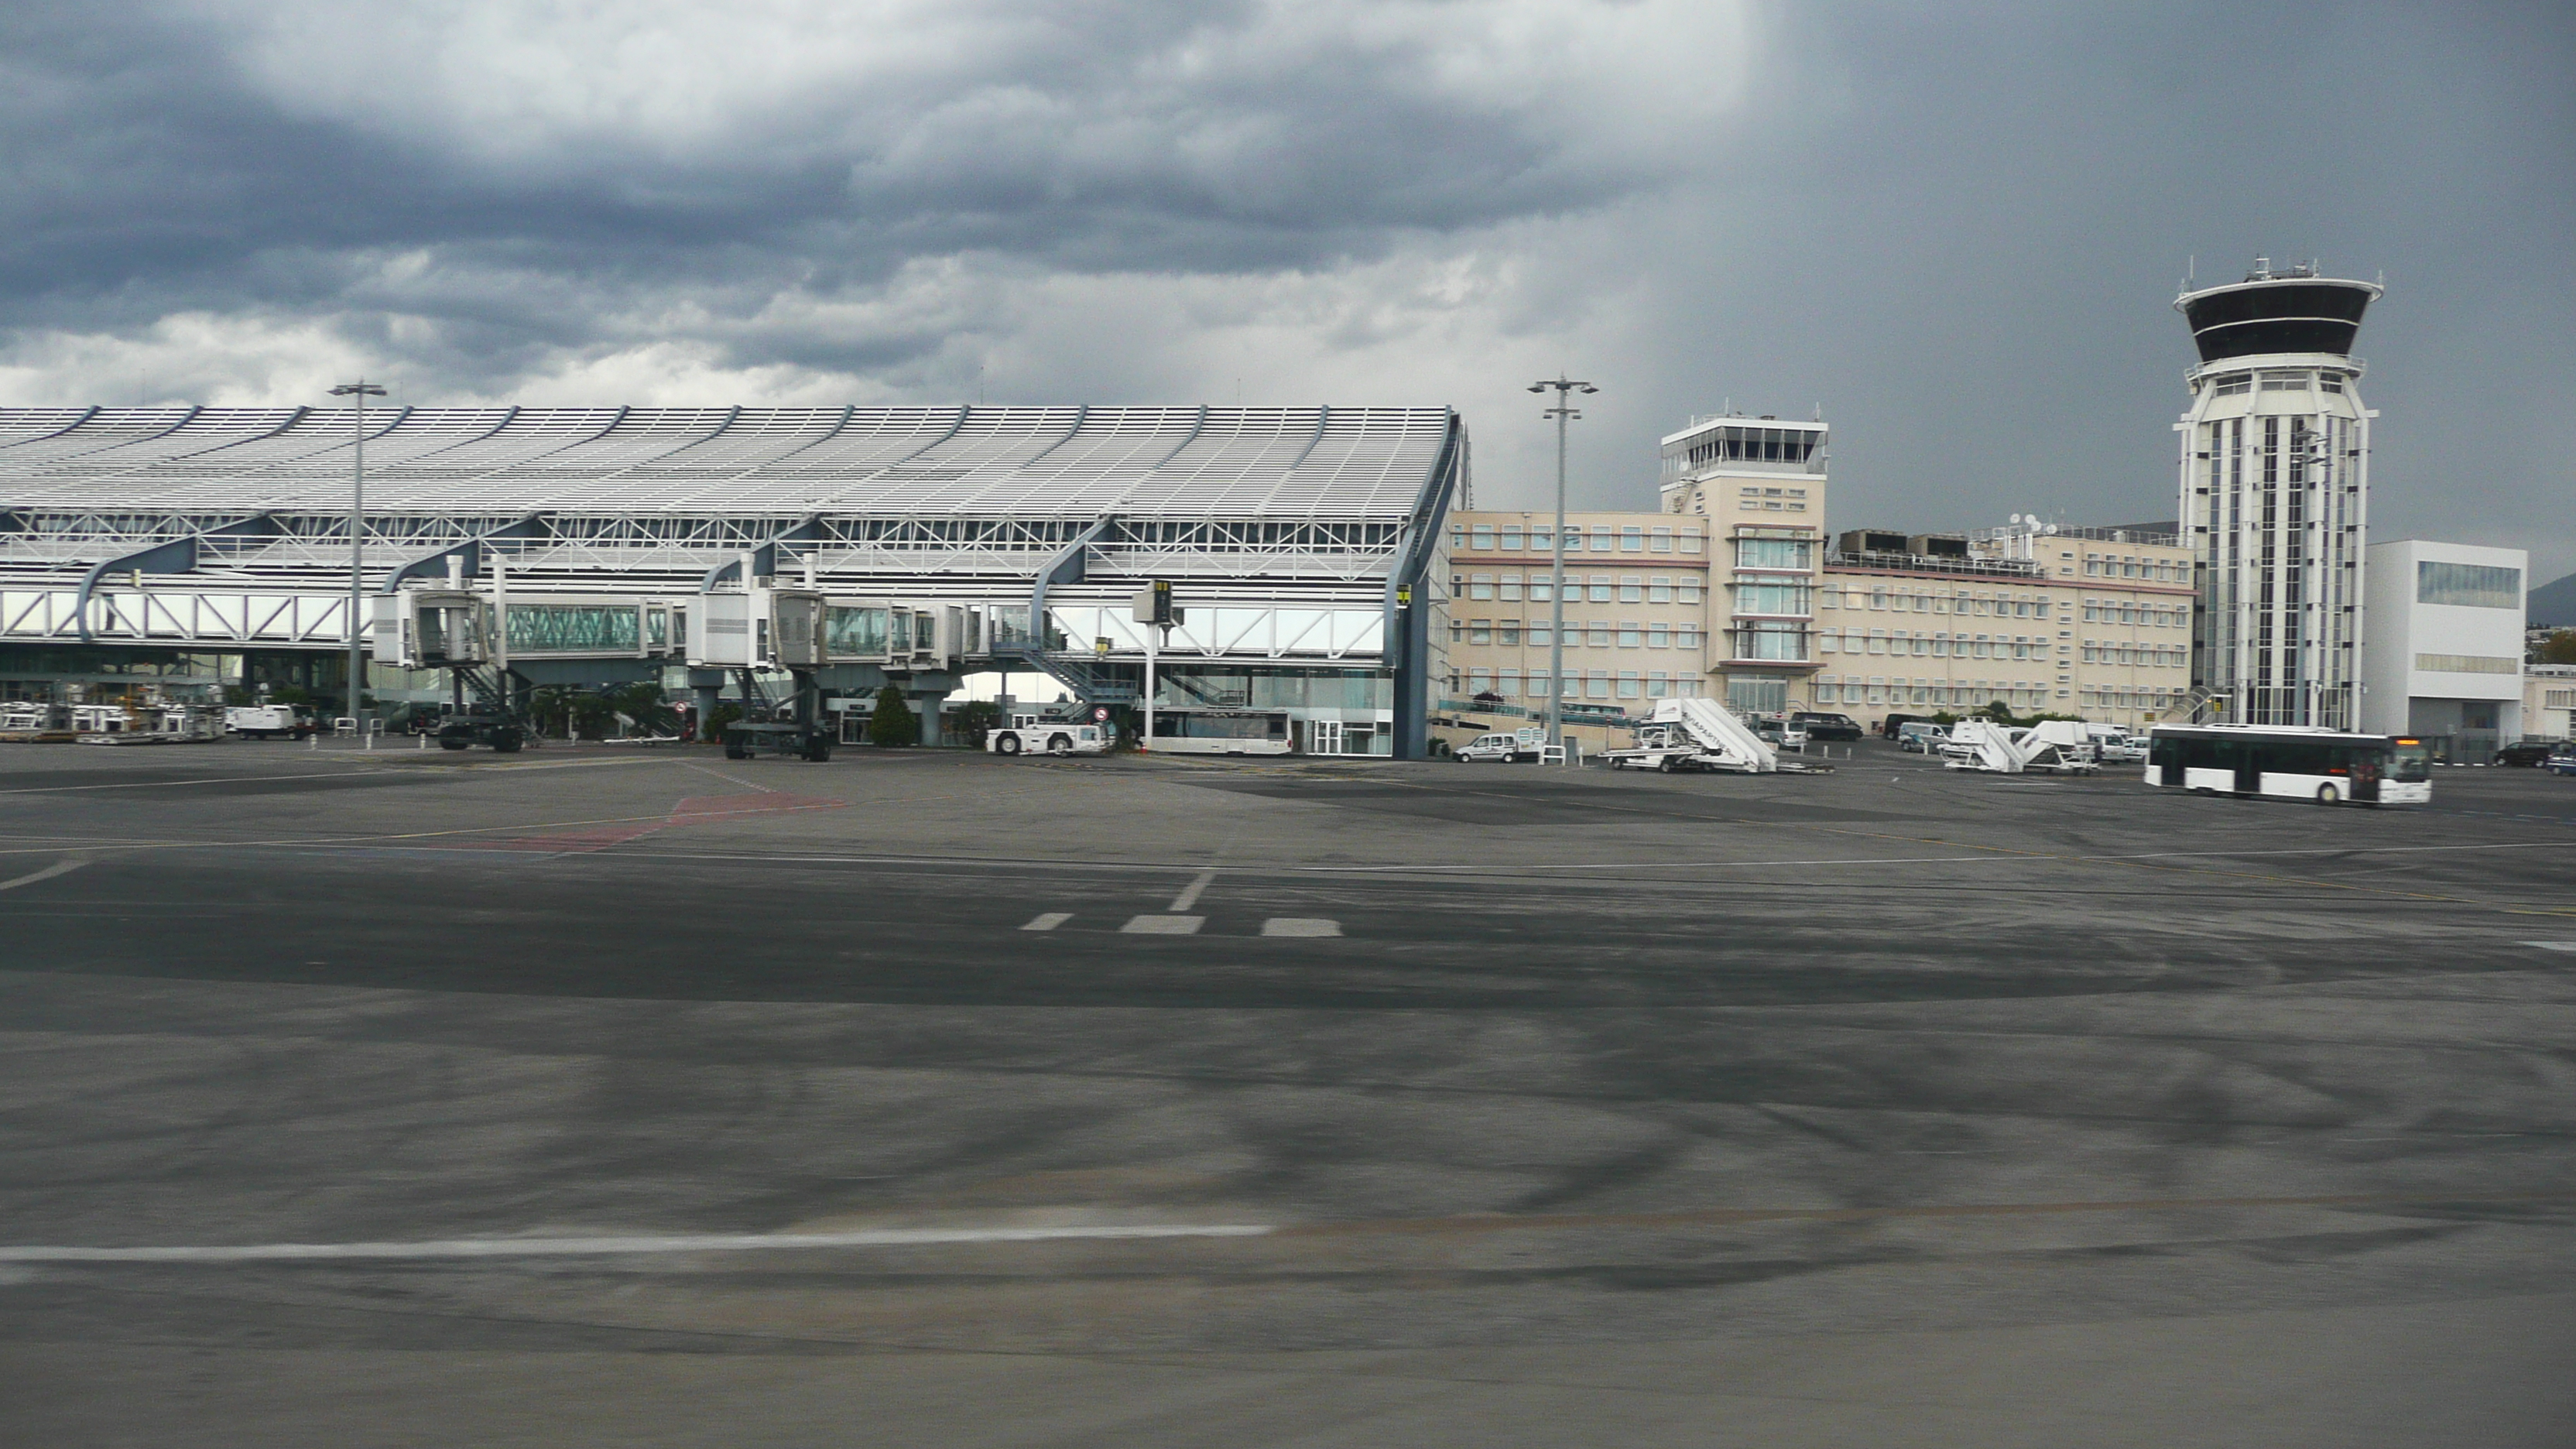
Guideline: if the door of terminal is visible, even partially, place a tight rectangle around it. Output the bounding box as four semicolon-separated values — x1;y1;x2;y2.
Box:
1310;718;1344;755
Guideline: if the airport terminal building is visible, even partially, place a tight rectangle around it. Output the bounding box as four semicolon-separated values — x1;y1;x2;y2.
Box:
0;404;1463;755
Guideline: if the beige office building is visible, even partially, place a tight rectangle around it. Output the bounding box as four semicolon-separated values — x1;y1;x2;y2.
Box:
1660;413;1829;713
1437;511;1714;711
1811;525;2196;730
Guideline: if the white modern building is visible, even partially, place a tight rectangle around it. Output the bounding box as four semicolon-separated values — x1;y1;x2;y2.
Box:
2175;261;2380;729
2360;538;2528;756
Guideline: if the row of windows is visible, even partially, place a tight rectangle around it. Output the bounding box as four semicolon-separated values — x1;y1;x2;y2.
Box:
2082;601;2184;627
1813;681;2058;707
1817;629;2050;661
1821;588;2054;618
1450;670;1703;701
2085;555;2183;581
1736;485;1810;512
2081;642;2187;667
2207;370;2349;396
1452;574;1705;605
1667;426;1824;472
1450;620;1704;649
2415;560;2521;610
1452;524;1702;554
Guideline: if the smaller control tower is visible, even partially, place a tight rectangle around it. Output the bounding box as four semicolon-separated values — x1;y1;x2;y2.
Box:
2174;259;2382;729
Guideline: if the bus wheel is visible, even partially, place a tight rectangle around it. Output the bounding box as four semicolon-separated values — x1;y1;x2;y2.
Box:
995;732;1021;755
2316;783;2341;806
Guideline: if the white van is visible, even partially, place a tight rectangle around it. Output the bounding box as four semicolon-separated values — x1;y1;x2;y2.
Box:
1455;731;1540;763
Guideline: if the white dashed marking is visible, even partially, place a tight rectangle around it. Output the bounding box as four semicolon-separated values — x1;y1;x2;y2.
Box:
1020;912;1072;931
1121;915;1204;934
2523;941;2576;953
1262;918;1342;937
1168;868;1216;912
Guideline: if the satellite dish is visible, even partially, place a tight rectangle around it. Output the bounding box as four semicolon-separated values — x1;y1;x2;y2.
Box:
2043;523;2058;536
2009;512;2023;525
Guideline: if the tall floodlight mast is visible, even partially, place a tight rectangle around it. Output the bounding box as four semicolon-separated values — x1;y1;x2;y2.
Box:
329;380;387;731
1528;375;1597;758
2174;260;2380;729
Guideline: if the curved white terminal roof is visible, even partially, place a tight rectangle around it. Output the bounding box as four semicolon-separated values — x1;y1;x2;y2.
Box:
0;404;1454;523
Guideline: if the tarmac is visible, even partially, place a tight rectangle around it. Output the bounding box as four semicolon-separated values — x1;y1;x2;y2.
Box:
3;735;2572;1445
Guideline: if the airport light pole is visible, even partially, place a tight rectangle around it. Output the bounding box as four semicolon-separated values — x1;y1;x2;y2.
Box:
1526;375;1596;758
329;381;385;733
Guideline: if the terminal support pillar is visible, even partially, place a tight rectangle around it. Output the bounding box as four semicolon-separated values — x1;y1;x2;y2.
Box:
913;690;942;748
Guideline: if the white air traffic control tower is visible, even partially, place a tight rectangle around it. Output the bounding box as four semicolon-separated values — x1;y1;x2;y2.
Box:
2174;259;2382;729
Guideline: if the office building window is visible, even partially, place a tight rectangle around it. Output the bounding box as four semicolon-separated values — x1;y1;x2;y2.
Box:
1498;622;1522;646
1497;669;1521;697
1619;576;1644;603
1735;536;1812;569
1651;528;1673;553
1647;623;1670;649
1501;526;1523;550
1591;528;1615;551
1528;624;1552;649
1621;528;1644;552
1617;671;1643;698
1588;576;1614;602
1470;526;1494;550
1677;625;1702;649
1468;620;1492;646
1497;574;1522;601
1586;670;1612;699
1618;622;1642;648
1469;574;1494;601
1679;580;1704;605
1680;532;1703;555
1528;577;1553;603
1588;622;1612;648
2416;560;2521;609
1467;668;1492;694
1737;621;1807;661
1531;526;1553;552
1649;577;1673;604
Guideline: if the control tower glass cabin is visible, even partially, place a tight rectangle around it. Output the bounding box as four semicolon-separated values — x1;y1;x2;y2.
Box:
2174;262;2380;729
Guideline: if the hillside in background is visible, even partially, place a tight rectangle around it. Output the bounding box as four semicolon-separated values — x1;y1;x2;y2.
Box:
2531;570;2576;628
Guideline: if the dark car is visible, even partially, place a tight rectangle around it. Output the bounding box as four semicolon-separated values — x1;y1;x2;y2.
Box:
2494;742;2557;767
1790;711;1865;742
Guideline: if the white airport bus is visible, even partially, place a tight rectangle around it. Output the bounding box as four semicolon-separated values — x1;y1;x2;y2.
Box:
2145;724;2430;806
1146;707;1295;756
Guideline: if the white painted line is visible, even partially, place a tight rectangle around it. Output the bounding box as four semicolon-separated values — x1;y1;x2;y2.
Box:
0;1223;1275;1265
1169;868;1216;913
1021;912;1073;931
2523;941;2576;953
1262;917;1342;937
0;857;87;893
1121;914;1204;934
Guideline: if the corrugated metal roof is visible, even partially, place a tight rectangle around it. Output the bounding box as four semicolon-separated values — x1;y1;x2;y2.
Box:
0;405;1452;522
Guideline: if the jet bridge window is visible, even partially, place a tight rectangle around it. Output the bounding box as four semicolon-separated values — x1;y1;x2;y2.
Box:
827;606;890;657
505;605;639;654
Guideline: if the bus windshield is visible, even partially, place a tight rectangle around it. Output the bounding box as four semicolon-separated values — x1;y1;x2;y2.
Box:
2389;740;2430;783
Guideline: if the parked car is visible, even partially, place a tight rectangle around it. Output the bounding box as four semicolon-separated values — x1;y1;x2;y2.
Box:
2543;749;2576;776
1752;718;1810;750
1896;721;1947;753
1455;731;1540;763
2493;742;2557;767
1880;711;1936;741
1789;711;1864;742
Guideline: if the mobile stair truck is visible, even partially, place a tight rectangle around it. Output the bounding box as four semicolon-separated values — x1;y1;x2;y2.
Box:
1604;697;1828;774
1937;718;2100;775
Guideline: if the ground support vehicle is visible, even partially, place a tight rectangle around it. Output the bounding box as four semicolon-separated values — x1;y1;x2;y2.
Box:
1601;697;1824;774
1940;719;2099;774
224;704;315;740
2494;742;2556;767
1455;728;1543;763
722;667;834;761
987;711;1112;757
80;701;224;745
2146;724;2430;805
1896;722;1947;753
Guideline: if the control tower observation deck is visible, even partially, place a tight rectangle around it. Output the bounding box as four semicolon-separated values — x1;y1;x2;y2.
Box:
2173;260;2384;731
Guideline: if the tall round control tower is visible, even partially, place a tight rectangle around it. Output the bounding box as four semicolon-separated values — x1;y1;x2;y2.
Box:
2175;259;2382;728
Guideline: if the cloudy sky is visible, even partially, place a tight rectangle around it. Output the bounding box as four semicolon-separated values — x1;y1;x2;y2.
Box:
4;1;2570;581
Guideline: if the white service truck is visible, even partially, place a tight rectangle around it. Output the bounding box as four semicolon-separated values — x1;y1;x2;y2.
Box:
1604;697;1824;774
223;704;315;740
987;711;1114;757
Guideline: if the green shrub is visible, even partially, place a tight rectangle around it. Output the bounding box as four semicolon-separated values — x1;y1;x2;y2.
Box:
866;685;920;747
951;700;1002;748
